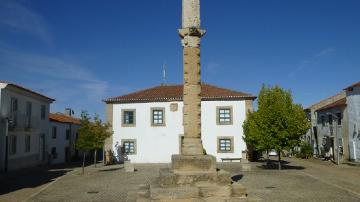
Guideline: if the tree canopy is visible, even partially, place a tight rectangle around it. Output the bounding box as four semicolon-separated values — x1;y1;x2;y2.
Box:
76;111;112;151
243;85;310;169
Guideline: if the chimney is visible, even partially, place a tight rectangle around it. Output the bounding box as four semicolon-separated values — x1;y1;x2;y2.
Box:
64;108;74;117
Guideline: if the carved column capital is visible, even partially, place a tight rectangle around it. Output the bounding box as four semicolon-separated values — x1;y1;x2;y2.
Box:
178;28;206;48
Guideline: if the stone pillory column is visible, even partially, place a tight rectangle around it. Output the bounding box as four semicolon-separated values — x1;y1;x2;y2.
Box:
179;0;206;156
169;0;216;174
134;1;248;200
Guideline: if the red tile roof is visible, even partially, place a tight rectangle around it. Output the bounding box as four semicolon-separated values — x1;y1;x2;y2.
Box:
344;81;360;90
49;113;81;125
104;84;256;103
316;98;347;111
0;81;55;102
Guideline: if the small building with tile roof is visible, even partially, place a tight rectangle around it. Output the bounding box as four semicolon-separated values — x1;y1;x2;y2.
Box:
49;112;81;164
103;84;256;163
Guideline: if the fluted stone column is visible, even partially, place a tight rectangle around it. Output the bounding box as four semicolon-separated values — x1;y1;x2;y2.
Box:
179;0;205;156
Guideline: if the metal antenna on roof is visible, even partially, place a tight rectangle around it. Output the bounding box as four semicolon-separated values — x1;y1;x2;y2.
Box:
162;61;167;86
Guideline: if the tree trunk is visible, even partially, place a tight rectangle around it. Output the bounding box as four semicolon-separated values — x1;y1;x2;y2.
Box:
278;150;281;170
94;150;97;168
266;149;270;166
82;152;85;175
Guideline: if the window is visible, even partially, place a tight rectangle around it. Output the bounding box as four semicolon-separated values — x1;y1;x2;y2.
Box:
25;135;31;152
122;139;136;155
66;129;70;140
26;102;32;128
337;113;342;125
51;147;57;159
217;137;234;153
151;108;165;126
122;109;136;126
9;136;17;155
41;105;46;120
321;116;325;127
10;98;18;126
217;106;233;125
328;114;333;125
52;126;57;139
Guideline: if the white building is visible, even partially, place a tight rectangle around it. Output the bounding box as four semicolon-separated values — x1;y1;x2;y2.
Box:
0;82;54;171
49;112;81;164
104;84;255;163
306;81;360;163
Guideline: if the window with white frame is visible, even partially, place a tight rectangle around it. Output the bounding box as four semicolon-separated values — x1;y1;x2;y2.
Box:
25;135;31;152
122;140;136;155
217;107;233;125
151;108;165;126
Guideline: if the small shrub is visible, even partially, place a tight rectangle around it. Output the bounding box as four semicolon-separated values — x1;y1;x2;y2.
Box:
297;142;313;159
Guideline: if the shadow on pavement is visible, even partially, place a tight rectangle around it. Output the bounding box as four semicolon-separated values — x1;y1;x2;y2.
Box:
231;174;243;182
255;159;305;170
98;167;123;172
0;162;86;195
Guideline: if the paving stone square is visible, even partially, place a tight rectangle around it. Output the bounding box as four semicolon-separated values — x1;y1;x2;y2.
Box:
1;158;360;202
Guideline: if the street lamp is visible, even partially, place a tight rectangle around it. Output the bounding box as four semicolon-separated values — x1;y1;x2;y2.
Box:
326;112;341;165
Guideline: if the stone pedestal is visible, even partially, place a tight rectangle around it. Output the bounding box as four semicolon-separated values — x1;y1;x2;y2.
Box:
135;154;248;201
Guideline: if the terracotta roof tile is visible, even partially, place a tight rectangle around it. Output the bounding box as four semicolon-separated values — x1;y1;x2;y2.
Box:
344;81;360;90
104;84;256;103
49;113;81;125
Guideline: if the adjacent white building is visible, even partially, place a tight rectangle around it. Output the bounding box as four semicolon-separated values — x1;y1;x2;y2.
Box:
49;112;81;164
104;84;255;163
0;82;54;171
306;81;360;163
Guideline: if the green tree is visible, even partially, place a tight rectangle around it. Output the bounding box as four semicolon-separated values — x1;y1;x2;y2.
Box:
243;85;310;169
91;114;112;167
76;111;112;174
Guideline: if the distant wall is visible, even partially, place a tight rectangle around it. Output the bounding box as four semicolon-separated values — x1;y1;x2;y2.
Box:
346;86;360;162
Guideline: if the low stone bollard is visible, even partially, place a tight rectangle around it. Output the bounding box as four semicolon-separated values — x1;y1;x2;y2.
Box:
124;160;134;172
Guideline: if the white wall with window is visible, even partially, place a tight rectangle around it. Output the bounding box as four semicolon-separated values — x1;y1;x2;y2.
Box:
48;120;80;164
112;100;247;163
0;82;53;171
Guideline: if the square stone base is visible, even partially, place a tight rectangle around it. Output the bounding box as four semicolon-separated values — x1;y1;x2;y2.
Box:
132;154;249;201
171;154;216;173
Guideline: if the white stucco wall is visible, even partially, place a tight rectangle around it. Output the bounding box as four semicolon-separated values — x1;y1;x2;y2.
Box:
0;85;50;170
112;100;247;163
48;121;78;164
0;85;51;170
346;86;360;162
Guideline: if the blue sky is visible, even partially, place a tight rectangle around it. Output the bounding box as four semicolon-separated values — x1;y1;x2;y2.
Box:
1;0;359;119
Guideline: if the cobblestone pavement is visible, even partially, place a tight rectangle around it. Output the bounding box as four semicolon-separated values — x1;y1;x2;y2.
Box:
1;158;360;202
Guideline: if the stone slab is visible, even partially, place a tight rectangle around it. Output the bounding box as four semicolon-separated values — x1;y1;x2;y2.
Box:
150;184;199;200
171;155;216;172
231;183;247;197
198;184;232;198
